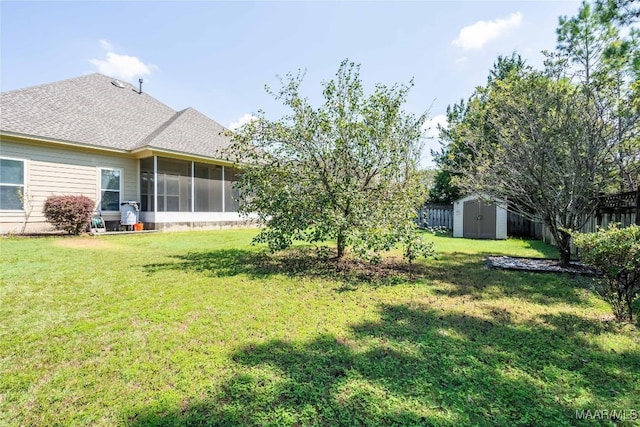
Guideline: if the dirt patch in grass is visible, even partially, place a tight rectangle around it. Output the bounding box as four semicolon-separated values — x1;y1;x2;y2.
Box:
238;247;430;286
144;246;430;287
55;237;118;250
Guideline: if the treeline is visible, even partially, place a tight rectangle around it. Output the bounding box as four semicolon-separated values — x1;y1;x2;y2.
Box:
429;0;639;265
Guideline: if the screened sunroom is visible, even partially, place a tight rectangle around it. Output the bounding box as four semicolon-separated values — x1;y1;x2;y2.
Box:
138;156;242;229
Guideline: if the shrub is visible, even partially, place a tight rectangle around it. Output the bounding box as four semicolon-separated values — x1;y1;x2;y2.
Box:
573;224;640;322
43;195;95;235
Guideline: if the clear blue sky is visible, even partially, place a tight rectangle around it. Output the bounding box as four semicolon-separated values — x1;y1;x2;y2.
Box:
1;0;582;166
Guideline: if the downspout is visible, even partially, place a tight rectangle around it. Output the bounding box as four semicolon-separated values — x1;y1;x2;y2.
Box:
136;160;141;208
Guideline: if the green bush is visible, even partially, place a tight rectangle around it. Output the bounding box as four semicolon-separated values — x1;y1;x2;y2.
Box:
42;195;95;235
573;224;640;322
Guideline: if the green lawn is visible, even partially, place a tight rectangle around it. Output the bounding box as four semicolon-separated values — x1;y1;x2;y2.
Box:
1;229;638;426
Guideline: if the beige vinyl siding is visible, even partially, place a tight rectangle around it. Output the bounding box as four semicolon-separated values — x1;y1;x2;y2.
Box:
0;138;138;233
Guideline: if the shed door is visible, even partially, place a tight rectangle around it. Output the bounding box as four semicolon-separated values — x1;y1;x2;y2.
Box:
463;199;480;238
479;202;496;239
463;199;497;239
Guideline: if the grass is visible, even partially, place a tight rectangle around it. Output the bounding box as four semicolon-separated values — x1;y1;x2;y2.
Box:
1;229;638;426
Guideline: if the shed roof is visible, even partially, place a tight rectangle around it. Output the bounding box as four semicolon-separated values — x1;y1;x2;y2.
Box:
454;193;506;204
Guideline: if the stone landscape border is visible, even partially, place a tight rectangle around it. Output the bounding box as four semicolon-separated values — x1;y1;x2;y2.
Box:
486;256;595;276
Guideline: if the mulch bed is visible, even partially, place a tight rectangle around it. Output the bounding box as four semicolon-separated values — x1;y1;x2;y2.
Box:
486;256;596;276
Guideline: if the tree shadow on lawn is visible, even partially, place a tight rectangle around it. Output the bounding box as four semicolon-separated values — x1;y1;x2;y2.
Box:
125;303;639;426
143;248;592;306
425;255;595;307
144;247;432;287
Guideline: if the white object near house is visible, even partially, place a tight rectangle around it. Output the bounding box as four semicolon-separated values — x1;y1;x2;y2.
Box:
453;194;507;239
120;201;139;226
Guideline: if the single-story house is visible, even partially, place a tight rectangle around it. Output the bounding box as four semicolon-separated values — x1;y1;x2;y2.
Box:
453;194;507;239
0;73;247;233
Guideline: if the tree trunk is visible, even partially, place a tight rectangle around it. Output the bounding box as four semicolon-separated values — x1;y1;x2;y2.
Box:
559;247;571;267
337;232;346;259
557;231;572;267
547;221;572;267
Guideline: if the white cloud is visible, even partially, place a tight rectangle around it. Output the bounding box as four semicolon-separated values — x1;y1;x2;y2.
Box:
229;113;257;130
455;56;469;64
90;40;155;82
452;12;523;50
422;114;448;139
99;39;113;51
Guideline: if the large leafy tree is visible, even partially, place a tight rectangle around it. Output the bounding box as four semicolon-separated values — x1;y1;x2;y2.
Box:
556;0;640;191
450;69;610;266
429;54;527;204
227;60;433;261
596;0;640;25
428;100;466;204
436;2;638;265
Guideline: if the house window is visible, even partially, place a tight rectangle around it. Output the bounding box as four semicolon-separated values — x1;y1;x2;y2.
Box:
100;168;121;211
140;170;154;212
224;166;241;212
0;158;25;210
156;158;191;212
158;173;180;212
194;163;222;212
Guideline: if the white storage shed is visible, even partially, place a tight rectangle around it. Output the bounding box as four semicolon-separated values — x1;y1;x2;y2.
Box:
453;194;508;239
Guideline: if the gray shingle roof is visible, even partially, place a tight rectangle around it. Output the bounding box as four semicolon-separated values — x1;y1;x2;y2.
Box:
0;73;233;159
134;107;231;158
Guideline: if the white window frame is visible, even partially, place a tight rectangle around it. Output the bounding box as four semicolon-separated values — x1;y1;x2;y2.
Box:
157;172;180;212
0;157;26;212
98;167;123;213
140;170;155;212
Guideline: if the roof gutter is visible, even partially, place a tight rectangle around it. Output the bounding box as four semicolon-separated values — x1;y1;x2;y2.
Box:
130;145;238;167
0;131;130;155
1;131;244;168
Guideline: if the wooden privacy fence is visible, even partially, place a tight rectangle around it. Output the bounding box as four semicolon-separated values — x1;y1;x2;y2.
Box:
508;190;639;241
419;204;453;229
507;212;544;239
594;190;639;229
421;190;638;239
